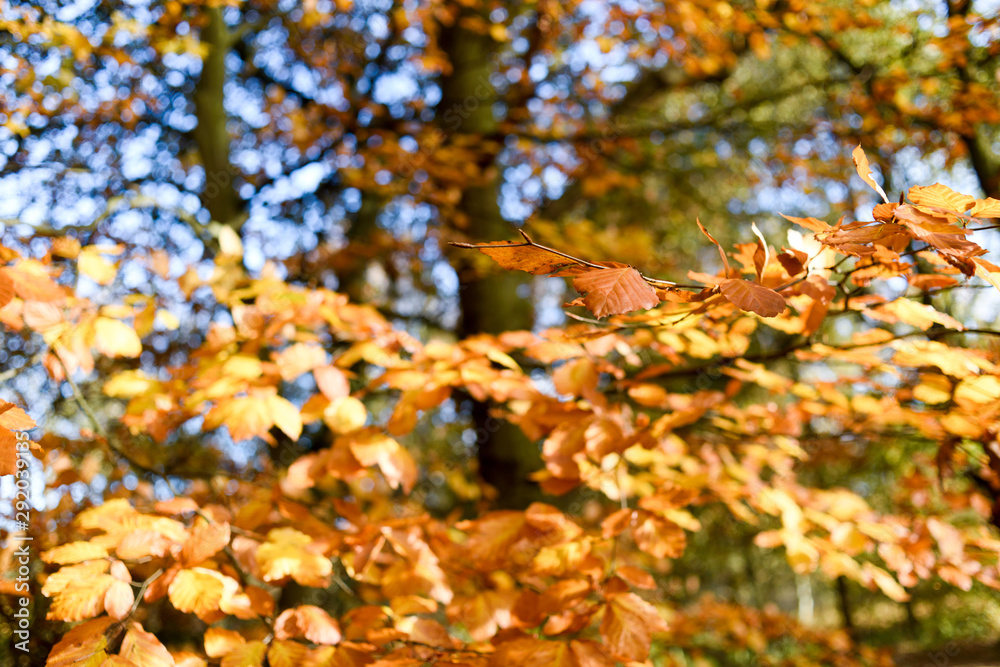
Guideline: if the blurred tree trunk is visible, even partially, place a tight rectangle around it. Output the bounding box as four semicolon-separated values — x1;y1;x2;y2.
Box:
193;7;245;232
439;17;541;509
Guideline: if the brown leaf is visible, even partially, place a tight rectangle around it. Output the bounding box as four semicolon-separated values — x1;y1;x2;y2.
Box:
453;241;576;275
852;145;889;203
696;219;731;275
600;592;668;662
719;279;785;317
571;265;659;317
778;248;807;277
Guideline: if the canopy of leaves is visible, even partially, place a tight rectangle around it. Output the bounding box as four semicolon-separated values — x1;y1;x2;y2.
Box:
2;1;1000;666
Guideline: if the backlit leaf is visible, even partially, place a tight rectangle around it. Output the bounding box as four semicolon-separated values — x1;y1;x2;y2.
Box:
571;264;660;317
852;145;889;203
719;279;785;317
600;592;667;662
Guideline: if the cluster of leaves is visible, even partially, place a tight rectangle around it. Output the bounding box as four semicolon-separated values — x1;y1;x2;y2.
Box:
2;152;1000;665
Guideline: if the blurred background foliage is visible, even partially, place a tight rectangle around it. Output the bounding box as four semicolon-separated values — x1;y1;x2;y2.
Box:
2;0;1000;662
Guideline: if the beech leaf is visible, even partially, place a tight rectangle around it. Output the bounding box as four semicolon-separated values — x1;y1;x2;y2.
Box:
600;592;668;662
453;241;576;275
719;278;786;317
571;265;660;317
852;145;889;203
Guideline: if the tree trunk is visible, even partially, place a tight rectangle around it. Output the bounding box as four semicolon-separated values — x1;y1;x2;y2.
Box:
193;7;245;232
439;17;540;508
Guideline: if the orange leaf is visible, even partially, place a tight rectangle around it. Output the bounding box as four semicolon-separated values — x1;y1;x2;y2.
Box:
42;561;115;622
599;592;668;662
119;622;174;667
205;627;246;658
0;272;13;309
257;528;332;587
696;219;731;275
454;240;577;275
971;197;1000;217
168;567;237;618
267;640;311;667
719;278;785;317
180;520;231;567
908;183;974;213
220;641;267;667
852;145;889;203
347;430;417;492
104;579;135;620
313;365;350;400
275;605;342;645
1;262;64;302
93;317;142;358
0;401;35;430
44;616;114;667
571;265;659;317
0;430;15;476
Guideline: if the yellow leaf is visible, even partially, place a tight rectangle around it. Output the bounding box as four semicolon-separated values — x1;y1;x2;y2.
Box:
954;375;1000;405
44;562;116;622
156;309;180;330
218;226;244;258
42;541;109;564
268;395;302;440
44;617;113;667
257;528;332;587
168;567;236;618
205;627;246;658
322;396;367;434
220;641;266;667
93;317;142;357
103;370;161;398
347;431;418;492
222;355;263;380
78;247;118;285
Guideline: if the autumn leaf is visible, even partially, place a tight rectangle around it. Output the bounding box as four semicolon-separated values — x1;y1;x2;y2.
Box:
0;271;13;309
44;616;114;667
971;197;1000;218
168;567;240;619
119;623;175;667
180;520;232;566
257;527;332;587
347;430;418;492
42;541;109;564
600;592;668;662
719;278;785;317
908;183;974;213
275;605;343;644
78;246;119;285
43;561;117;622
267;640;311;667
452;240;577;275
571;264;660;317
0;401;36;430
852;145;889;203
104;579;135;620
205;627;246;658
93;317;142;358
220;641;267;667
